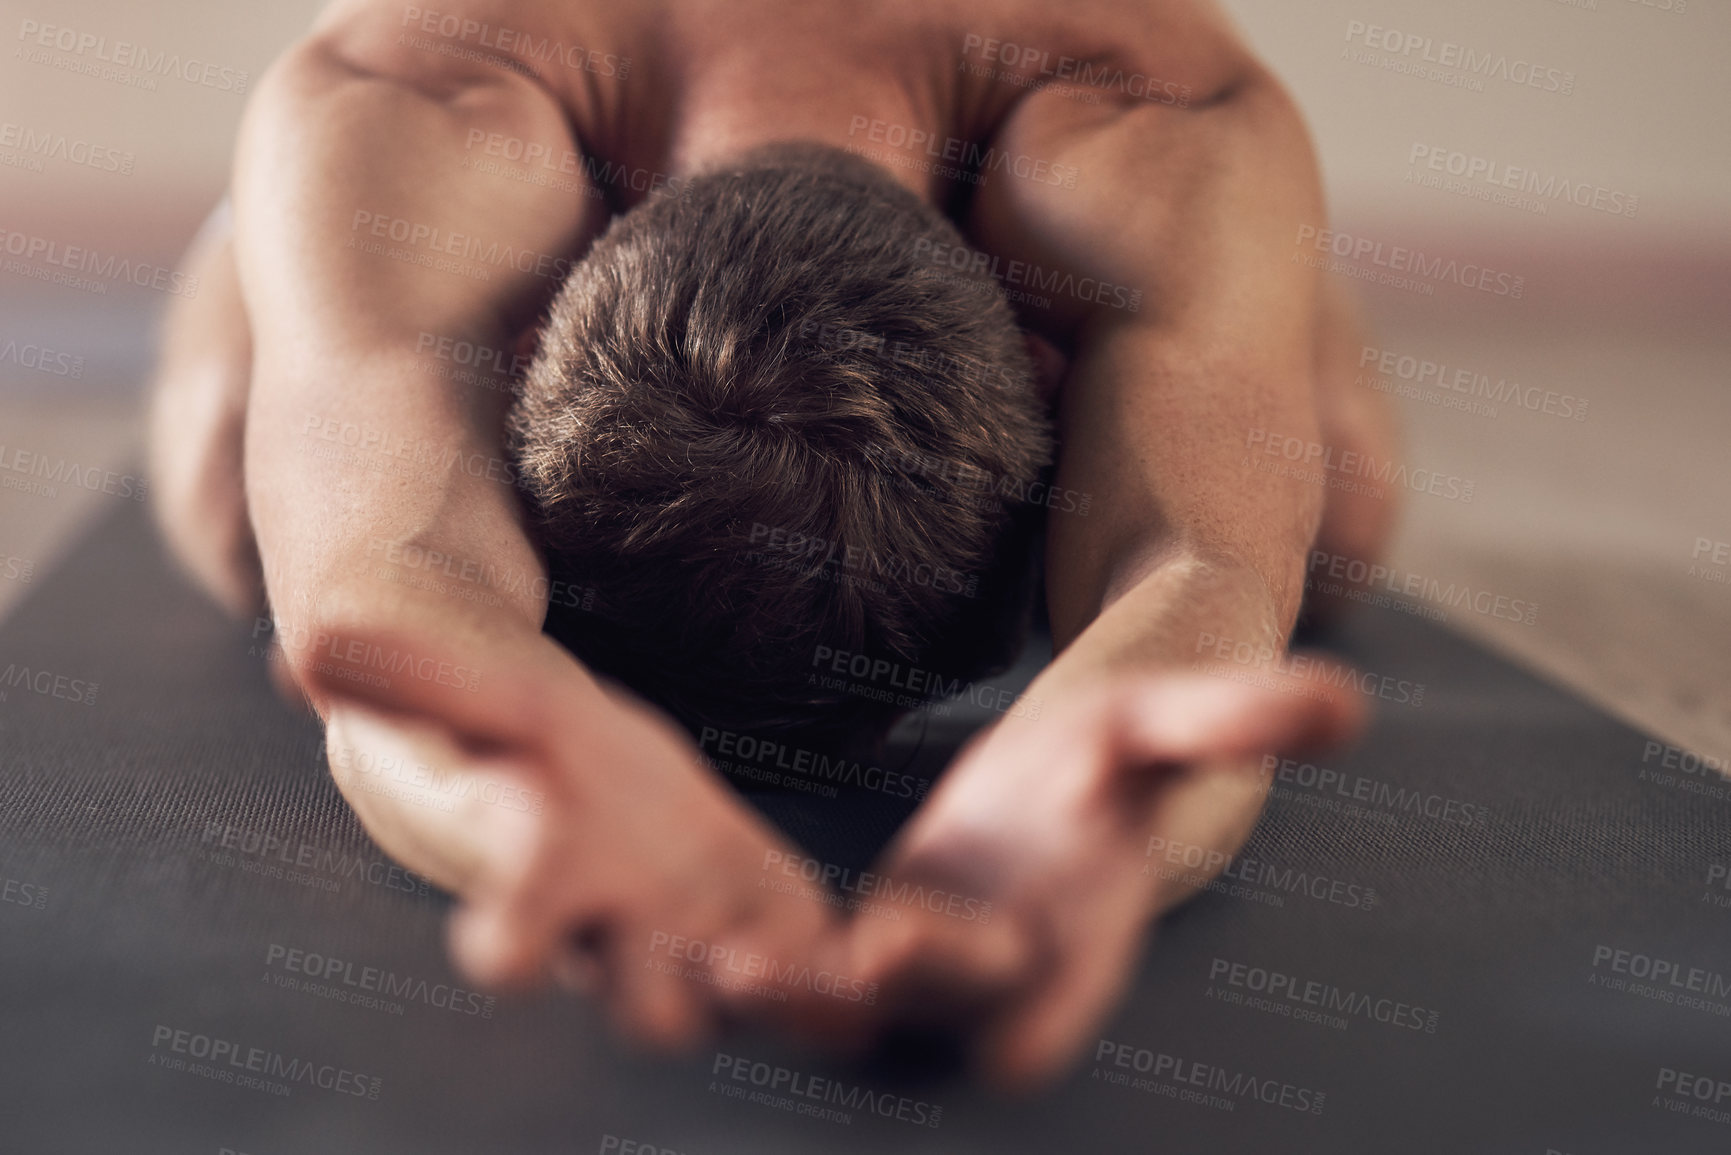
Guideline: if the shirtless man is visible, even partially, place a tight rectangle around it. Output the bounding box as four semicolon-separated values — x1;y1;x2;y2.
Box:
149;0;1395;1087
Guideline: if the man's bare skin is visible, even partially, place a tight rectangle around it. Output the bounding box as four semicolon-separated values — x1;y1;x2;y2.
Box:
149;0;1395;1085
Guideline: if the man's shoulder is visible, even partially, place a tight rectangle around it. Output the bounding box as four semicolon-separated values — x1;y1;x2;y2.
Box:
299;0;615;95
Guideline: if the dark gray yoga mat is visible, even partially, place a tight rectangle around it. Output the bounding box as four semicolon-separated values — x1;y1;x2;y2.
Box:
2;501;1728;1154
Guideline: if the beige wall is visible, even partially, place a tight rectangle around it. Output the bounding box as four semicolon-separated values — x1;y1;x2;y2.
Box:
1;1;324;260
3;0;1726;268
1222;0;1731;244
6;1;1724;263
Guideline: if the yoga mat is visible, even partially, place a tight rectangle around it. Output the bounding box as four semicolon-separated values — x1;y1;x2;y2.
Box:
1;502;1727;1154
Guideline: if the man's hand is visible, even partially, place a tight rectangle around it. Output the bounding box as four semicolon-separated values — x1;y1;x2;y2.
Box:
311;615;840;1051
836;667;1363;1088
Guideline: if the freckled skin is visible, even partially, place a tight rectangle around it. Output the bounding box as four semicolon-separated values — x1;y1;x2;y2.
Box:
149;0;1393;1083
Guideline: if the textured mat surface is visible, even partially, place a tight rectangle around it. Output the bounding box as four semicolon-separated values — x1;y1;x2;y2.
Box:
2;503;1728;1154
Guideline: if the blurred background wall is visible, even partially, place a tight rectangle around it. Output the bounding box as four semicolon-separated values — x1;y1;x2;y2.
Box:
2;0;1727;756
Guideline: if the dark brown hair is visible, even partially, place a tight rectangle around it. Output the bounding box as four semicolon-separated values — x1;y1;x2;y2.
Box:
509;143;1053;741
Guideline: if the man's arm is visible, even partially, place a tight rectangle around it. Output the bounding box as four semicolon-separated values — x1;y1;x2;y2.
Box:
838;62;1369;1084
232;24;612;902
233;27;604;672
973;63;1328;683
227;29;840;1044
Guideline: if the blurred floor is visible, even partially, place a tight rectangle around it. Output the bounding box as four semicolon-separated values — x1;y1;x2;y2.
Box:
1370;287;1731;766
0;391;142;624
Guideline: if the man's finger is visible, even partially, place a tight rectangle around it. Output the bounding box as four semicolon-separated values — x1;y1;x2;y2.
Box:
1111;666;1365;771
608;923;714;1051
847;903;1039;1022
292;606;578;757
979;916;1145;1091
448;899;543;989
325;704;544;893
445;821;599;990
1136;758;1270;914
701;918;875;1047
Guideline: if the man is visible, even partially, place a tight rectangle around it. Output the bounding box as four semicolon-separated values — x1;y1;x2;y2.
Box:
149;0;1395;1087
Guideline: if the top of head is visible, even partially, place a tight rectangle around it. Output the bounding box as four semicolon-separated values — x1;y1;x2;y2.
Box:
509;142;1054;743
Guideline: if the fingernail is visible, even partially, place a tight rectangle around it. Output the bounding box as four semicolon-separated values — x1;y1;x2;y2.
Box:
449;903;520;985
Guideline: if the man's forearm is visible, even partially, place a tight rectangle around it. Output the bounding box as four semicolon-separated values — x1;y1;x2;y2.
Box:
246;353;548;651
1025;550;1289;712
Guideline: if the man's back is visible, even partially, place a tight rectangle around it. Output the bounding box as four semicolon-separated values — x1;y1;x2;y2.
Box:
317;0;1247;218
